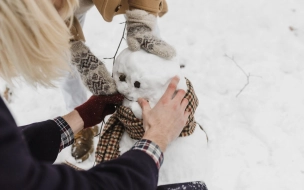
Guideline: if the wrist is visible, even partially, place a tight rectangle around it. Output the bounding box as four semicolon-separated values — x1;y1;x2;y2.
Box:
62;110;84;134
142;133;169;152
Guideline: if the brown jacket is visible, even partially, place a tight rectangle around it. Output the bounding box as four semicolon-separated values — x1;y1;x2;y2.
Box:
71;0;168;41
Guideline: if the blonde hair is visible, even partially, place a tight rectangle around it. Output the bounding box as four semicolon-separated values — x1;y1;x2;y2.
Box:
57;0;79;21
0;0;78;87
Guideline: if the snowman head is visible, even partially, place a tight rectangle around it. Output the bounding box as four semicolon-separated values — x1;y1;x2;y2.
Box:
113;49;187;119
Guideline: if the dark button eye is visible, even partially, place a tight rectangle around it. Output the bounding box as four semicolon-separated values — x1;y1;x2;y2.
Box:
134;81;140;88
119;74;126;82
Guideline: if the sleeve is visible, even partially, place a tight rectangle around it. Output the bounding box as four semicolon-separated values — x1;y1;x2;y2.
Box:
53;117;74;151
20;120;62;163
128;0;168;16
132;139;164;169
20;117;74;163
0;97;159;190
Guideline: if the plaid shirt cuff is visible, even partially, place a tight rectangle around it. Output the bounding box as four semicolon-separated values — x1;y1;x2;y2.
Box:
53;117;74;152
131;139;164;169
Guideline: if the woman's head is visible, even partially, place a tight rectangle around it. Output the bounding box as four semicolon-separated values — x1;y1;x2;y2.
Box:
0;0;78;87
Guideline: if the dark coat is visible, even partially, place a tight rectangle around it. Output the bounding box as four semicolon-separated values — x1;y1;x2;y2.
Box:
0;97;158;190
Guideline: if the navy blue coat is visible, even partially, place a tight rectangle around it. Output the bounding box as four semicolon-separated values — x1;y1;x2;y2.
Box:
0;97;158;190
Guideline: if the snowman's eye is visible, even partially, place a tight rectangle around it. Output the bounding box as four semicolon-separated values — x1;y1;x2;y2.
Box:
134;81;141;88
119;74;126;82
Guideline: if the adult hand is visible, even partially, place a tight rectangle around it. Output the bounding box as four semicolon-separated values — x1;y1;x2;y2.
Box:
75;93;124;128
126;9;176;60
138;76;190;152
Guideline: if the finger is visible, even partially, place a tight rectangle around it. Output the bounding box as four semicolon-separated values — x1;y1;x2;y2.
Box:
160;76;180;102
173;89;186;103
184;109;191;124
152;42;176;60
138;98;151;114
180;97;189;111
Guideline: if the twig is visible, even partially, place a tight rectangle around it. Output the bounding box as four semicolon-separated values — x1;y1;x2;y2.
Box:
224;54;251;97
94;120;105;137
197;122;209;142
104;22;127;66
92;23;128;168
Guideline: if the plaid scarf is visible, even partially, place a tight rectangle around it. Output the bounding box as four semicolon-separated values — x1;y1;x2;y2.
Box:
95;78;199;164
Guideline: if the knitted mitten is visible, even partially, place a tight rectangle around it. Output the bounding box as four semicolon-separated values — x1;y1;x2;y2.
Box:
70;41;117;95
75;93;124;128
126;9;176;60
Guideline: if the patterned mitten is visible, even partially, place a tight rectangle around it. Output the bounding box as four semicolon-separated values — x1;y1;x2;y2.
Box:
70;41;117;95
126;9;176;60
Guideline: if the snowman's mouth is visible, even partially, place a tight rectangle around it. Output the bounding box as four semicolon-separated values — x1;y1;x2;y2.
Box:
123;95;149;103
124;95;137;102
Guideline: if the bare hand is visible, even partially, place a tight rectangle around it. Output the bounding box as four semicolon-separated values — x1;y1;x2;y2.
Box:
138;76;190;152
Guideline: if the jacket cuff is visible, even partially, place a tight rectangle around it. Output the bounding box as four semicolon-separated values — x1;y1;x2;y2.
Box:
131;139;164;169
53;117;74;152
128;0;165;15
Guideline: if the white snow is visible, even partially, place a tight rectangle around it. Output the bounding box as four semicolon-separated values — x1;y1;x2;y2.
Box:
1;0;304;189
119;124;208;186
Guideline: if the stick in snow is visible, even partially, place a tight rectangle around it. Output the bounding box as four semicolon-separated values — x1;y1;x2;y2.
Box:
224;54;251;98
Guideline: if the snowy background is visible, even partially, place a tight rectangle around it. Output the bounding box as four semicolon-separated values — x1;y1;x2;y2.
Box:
1;0;304;189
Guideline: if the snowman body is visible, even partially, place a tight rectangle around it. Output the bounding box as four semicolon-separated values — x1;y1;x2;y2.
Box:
113;49;208;185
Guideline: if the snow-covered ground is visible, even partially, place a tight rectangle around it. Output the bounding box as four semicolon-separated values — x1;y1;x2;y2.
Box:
1;0;304;189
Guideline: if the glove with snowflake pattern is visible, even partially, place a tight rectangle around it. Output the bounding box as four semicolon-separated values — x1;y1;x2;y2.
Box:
126;9;176;60
70;41;117;95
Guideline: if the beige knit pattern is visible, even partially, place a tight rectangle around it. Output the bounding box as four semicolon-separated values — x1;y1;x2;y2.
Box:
70;41;117;95
126;9;176;60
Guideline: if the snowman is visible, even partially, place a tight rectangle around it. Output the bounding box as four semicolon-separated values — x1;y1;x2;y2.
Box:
113;48;187;119
96;48;209;188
